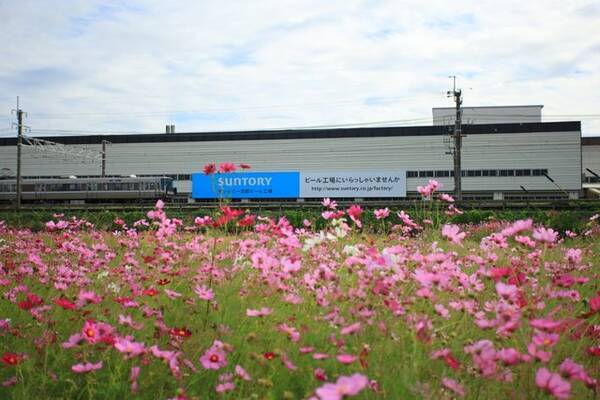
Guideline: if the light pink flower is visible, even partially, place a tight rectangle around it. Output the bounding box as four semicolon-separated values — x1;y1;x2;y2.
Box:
215;382;235;393
322;198;337;210
442;377;465;397
235;365;251;381
277;323;301;342
533;227;559;244
340;322;361;335
374;208;390;219
246;307;273;317
501;219;533;237
130;366;140;393
114;337;146;358
72;361;103;373
442;224;465;245
194;285;214;301
315;373;369;400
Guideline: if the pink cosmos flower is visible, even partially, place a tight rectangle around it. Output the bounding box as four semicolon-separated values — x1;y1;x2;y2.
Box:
203;163;216;175
346;205;363;228
277;323;301;342
194;216;213;226
246;307;272;317
417;179;441;198
533;227;559;244
501;219;533;237
216;381;235;393
559;358;596;388
200;345;227;370
536;368;571;399
374;208;390;219
315;373;369;400
336;354;358;364
280;352;298;370
515;235;536;248
532;331;560;348
114;337;146;358
565;248;582;264
218;162;237;173
72;361;103;373
194;285;214;301
496;348;523;366
322;198;338;210
530;318;562;332
340;322;362;335
442;377;465;397
62;333;84;349
130;366;141;393
235;365;251;381
441;224;466;245
439;193;455;203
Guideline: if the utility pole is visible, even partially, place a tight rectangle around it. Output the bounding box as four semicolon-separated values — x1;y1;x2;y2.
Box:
101;140;111;177
12;97;26;212
447;76;463;201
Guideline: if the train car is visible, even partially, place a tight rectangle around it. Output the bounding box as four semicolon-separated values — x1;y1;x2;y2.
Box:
0;176;174;203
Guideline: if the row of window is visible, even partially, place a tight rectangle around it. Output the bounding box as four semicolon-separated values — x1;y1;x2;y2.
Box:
406;169;550;178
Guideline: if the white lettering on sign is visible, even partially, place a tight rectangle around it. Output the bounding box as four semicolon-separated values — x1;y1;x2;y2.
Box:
217;177;272;187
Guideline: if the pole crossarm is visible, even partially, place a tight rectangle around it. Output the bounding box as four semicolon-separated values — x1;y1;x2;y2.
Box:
22;136;103;161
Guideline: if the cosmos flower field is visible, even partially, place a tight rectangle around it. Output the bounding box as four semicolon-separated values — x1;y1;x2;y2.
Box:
1;186;599;399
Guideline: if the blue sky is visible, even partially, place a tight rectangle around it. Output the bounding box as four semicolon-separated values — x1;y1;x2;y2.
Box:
0;0;599;137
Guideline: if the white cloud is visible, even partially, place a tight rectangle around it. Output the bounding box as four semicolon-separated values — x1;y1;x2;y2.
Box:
0;0;598;136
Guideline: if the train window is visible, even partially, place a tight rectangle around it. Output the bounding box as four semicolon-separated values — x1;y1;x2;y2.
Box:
406;171;418;178
500;170;508;176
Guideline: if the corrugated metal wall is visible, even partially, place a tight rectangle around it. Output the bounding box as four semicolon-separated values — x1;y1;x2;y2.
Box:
0;129;582;195
583;145;600;178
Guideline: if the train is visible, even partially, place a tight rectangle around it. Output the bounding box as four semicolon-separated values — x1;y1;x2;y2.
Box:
0;176;175;204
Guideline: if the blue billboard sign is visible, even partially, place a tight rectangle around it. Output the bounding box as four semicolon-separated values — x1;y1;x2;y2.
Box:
192;172;300;199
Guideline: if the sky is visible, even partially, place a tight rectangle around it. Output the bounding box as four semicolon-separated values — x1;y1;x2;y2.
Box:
0;0;599;137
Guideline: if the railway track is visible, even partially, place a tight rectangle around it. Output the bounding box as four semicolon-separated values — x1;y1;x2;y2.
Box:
1;199;599;212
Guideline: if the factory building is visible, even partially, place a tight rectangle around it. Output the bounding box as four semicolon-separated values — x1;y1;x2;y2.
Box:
0;106;592;200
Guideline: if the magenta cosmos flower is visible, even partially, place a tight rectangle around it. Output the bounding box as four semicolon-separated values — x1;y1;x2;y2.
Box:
536;368;571;399
315;373;369;400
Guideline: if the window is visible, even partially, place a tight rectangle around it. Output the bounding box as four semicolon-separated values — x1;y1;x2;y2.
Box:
407;171;418;178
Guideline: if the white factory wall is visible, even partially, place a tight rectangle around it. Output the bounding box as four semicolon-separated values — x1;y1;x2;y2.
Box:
433;105;543;125
583;145;600;178
0;129;582;195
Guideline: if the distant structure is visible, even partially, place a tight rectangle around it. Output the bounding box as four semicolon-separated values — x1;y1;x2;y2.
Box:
433;105;543;126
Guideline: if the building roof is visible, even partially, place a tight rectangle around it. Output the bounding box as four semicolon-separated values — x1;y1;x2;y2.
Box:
0;121;581;146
